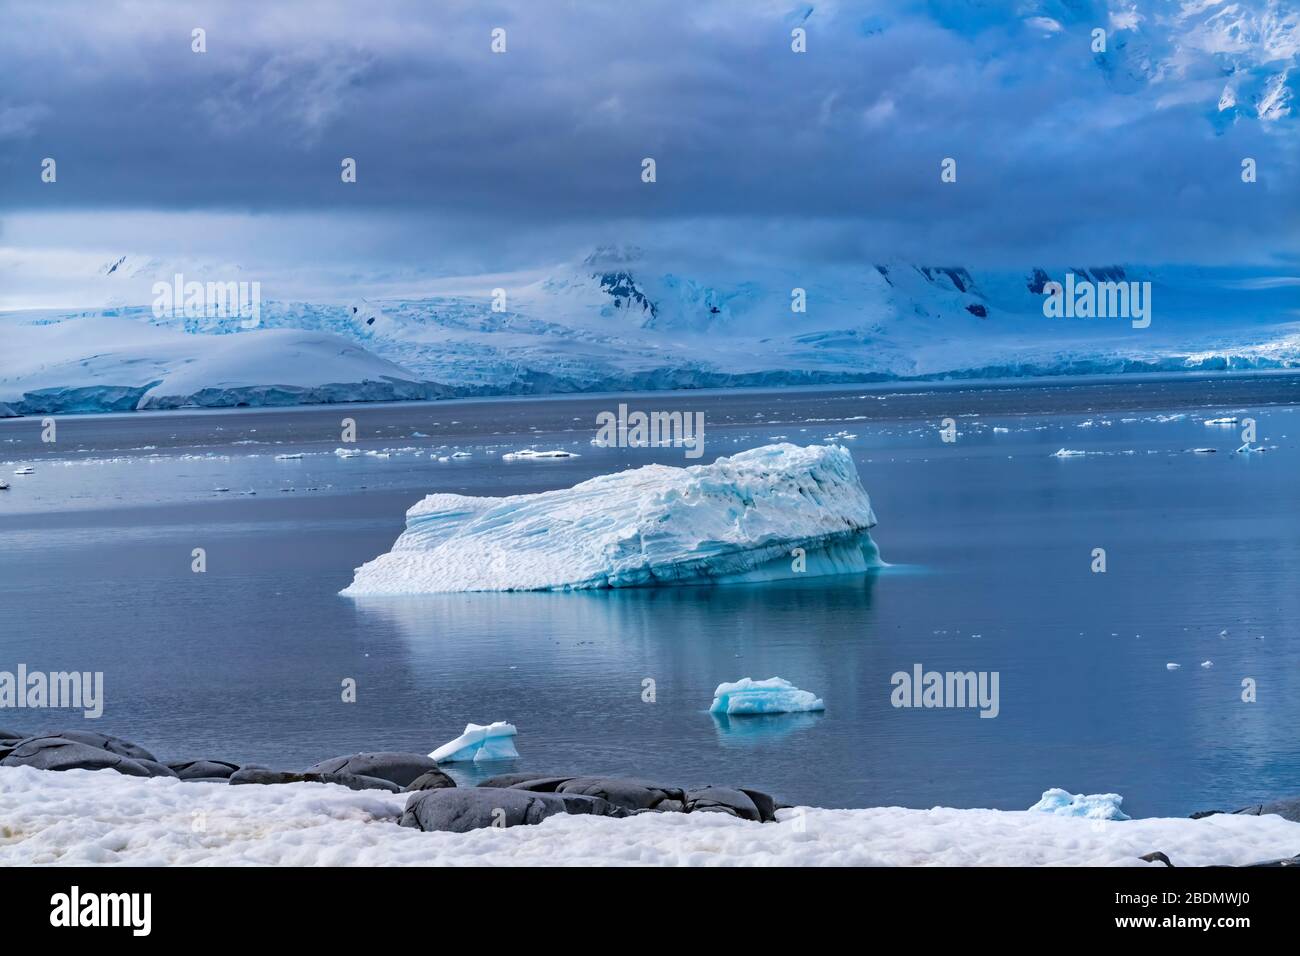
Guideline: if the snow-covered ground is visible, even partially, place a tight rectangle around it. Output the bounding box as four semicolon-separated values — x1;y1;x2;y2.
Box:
2;766;1296;866
3;252;1298;415
342;443;880;593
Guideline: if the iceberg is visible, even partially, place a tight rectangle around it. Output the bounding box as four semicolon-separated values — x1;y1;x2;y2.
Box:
430;721;519;763
342;443;880;594
1027;788;1131;821
709;677;825;715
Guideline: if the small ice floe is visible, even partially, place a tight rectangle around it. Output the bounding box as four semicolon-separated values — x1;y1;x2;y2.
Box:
0;479;9;490
429;721;519;763
334;448;362;458
709;677;825;715
1027;788;1130;821
274;453;304;460
1219;629;1228;638
451;451;472;459
1203;417;1238;425
992;426;1009;433
1200;660;1214;668
1051;448;1085;458
436;456;450;462
1234;442;1267;455
1166;662;1181;670
13;466;34;475
1189;448;1217;454
502;449;580;461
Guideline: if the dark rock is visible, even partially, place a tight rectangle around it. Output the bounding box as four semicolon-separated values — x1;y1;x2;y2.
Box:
304;752;442;788
555;777;685;812
134;759;179;778
0;727;23;740
685;786;762;821
1193;795;1300;823
167;759;241;780
17;730;157;762
0;737;156;776
484;774;576;793
1257;796;1300;823
403;769;457;792
227;767;400;792
400;786;624;833
739;788;779;823
1139;851;1174;867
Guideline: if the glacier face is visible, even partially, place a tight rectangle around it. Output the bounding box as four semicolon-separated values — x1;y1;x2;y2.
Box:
342;443;880;595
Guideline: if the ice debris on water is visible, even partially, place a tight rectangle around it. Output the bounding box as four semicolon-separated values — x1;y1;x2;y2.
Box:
709;677;825;715
429;721;519;763
1027;788;1130;821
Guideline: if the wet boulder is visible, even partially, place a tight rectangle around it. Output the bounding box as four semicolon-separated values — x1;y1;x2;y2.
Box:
0;736;160;777
554;777;685;812
684;786;763;821
304;752;442;788
228;768;401;792
400;786;624;833
403;769;457;792
167;759;241;780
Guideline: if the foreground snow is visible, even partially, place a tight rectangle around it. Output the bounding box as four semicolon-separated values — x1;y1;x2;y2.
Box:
343;443;879;594
2;767;1296;867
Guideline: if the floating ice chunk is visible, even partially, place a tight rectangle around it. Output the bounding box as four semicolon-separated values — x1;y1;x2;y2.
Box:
334;448;361;458
1234;442;1266;455
1201;660;1214;668
0;480;8;490
1190;448;1217;454
275;453;304;460
992;426;1009;433
1204;417;1238;425
13;466;34;475
429;721;519;763
1051;448;1085;458
1166;662;1181;670
343;443;880;594
710;677;825;715
451;451;472;459
502;448;580;461
1027;788;1130;821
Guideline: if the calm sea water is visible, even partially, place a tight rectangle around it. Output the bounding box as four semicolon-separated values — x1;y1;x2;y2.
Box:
2;375;1298;816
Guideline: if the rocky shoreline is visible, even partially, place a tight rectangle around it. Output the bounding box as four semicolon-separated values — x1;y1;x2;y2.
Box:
2;727;1298;862
0;728;783;834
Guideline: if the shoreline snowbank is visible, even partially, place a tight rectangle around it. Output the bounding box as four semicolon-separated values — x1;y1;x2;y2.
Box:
2;766;1296;867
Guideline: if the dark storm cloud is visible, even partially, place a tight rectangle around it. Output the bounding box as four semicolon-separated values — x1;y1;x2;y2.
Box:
0;0;1295;266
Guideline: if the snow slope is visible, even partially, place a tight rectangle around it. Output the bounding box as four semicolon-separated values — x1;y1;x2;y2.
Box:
343;443;879;594
2;766;1296;866
0;307;446;415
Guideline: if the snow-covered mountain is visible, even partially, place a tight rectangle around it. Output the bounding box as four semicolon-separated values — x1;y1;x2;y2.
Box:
1;247;1297;415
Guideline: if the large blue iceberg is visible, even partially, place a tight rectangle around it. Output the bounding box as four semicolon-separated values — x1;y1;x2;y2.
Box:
342;443;880;594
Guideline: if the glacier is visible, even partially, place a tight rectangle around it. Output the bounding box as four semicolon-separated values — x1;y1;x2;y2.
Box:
2;252;1299;415
709;677;825;715
341;443;880;594
429;721;520;763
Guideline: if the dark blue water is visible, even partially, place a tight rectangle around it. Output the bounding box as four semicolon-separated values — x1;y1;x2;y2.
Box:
2;377;1298;816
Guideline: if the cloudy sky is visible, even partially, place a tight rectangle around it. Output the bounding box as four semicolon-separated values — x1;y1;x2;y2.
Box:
0;0;1296;300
